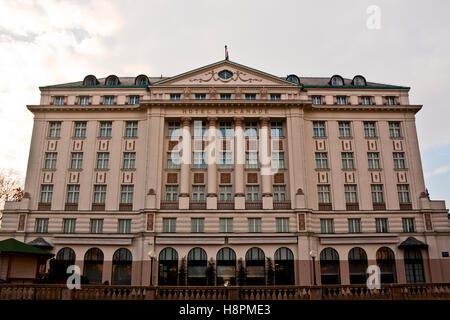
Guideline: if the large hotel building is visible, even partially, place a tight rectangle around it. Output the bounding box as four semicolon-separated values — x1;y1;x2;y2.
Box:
0;59;449;287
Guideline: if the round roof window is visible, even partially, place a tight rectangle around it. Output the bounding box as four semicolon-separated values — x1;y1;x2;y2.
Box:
218;70;233;80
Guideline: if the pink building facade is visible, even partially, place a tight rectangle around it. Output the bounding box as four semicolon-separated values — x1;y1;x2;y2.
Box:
0;60;449;286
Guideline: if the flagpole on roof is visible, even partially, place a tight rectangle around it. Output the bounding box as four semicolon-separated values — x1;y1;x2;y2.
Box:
225;45;229;61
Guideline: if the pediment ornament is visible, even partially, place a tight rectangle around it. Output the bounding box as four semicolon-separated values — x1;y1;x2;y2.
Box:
189;70;263;83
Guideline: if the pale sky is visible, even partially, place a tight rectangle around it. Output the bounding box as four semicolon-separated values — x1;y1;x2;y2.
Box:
0;0;449;205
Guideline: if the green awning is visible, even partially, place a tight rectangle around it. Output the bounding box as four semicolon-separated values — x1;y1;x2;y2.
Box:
0;238;54;257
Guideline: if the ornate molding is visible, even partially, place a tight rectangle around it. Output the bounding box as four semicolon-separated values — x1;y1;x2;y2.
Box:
189;70;263;84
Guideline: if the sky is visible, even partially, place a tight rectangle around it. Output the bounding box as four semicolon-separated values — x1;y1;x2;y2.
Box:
0;0;449;205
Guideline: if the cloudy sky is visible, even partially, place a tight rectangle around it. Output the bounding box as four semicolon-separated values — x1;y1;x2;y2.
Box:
0;0;449;204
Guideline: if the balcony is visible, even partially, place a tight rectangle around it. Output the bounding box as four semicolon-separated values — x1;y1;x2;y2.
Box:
160;201;179;210
91;203;105;211
346;203;359;211
37;202;51;211
118;203;133;211
217;202;234;210
318;203;332;211
273;201;291;210
64;203;78;211
373;203;386;211
189;201;206;210
245;201;262;210
400;203;413;210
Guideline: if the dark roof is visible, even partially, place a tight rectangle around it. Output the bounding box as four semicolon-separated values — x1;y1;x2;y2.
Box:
27;237;53;249
398;237;429;249
0;238;54;256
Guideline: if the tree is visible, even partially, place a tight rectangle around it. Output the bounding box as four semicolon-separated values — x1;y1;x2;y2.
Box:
266;257;275;285
178;256;187;286
0;169;24;210
237;258;246;286
206;258;216;286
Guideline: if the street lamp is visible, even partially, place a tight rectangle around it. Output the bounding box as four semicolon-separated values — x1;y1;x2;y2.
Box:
309;250;317;286
148;250;156;286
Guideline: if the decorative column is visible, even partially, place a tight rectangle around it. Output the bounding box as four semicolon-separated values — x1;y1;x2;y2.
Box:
260;117;273;209
179;117;191;209
234;117;246;209
206;117;218;210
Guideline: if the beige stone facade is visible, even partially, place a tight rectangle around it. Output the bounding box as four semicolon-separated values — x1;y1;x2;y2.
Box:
0;60;448;286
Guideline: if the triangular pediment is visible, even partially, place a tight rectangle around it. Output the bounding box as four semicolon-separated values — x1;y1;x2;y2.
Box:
153;60;296;87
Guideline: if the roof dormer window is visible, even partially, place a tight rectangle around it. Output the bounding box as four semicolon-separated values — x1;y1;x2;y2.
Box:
135;74;149;86
353;75;367;86
330;75;344;86
286;74;300;85
105;75;120;86
83;75;98;87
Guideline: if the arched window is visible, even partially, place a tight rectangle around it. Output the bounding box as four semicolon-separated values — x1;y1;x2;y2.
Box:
218;70;233;80
187;247;207;285
404;249;425;283
216;247;236;285
83;75;98;87
348;247;368;284
376;247;397;283
135;74;149;86
352;75;367;86
112;248;132;285
51;247;76;282
274;247;295;285
330;75;344;86
320;248;340;284
83;248;104;284
158;247;179;285
105;75;120;86
286;74;300;85
245;247;265;285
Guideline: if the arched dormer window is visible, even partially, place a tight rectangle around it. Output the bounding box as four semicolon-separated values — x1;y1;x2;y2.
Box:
135;74;150;86
83;75;98;87
105;75;120;86
286;74;300;85
352;75;367;86
330;75;344;86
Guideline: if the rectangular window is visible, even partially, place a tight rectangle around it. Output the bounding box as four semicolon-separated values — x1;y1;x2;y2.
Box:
219;152;233;169
345;184;358;203
371;185;384;203
123;152;136;169
336;96;347;105
118;219;131;234
191;218;205;233
194;120;206;137
386;96;396;105
376;218;388;233
44;152;57;169
167;152;180;169
248;218;262;233
273;185;286;201
195;93;206;100
368;152;381;169
318;185;331;203
245;93;256;100
219;218;233;233
165;185;179;201
125;121;138;137
163;218;176;233
104;96;114;105
90;219;103;234
320;219;334;234
54;96;65;105
270;94;281;100
168;121;181;137
48;122;61;138
129;96;139;105
63;218;76;234
220;93;231;100
341;152;355;169
315;152;328;169
271;152;285;169
393;152;406;169
93;185;107;204
66;185;80;204
70;152;83;169
96;152;109;169
348;218;361;233
80;96;90;105
244;122;258;137
99;121;112;137
120;185;134;204
364;122;377;138
338;121;352;138
170;93;181;100
397;184;411;203
219;121;233;137
246;185;260;201
389;122;402;138
313;121;326;137
402;218;415;233
40;185;53;203
245;152;259;169
361;96;372;105
192;185;205;201
35;218;49;233
270;122;283;137
73;121;87;138
193;152;206;169
312;96;322;105
276;218;290;233
219;185;233;202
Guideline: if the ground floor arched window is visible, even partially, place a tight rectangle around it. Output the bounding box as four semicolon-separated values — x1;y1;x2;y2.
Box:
112;248;132;285
187;247;207;285
348;247;368;284
158;247;178;285
376;247;397;283
274;247;295;285
83;248;104;284
216;247;236;286
52;247;76;282
245;247;265;285
404;249;425;283
320;248;340;284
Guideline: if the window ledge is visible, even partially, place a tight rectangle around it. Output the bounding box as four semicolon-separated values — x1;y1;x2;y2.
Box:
68;168;83;172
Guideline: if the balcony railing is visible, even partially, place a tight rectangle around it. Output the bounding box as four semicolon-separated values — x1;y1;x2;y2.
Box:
346;203;360;211
160;201;179;210
1;283;449;300
118;203;133;211
245;201;262;210
91;203;105;211
400;203;413;210
189;201;206;210
217;201;234;210
273;201;291;210
373;203;386;211
318;203;332;211
37;202;51;211
64;203;78;211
